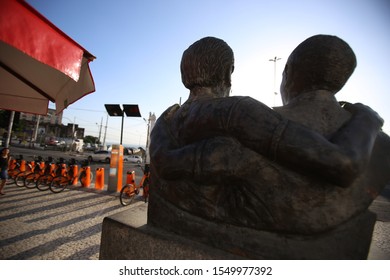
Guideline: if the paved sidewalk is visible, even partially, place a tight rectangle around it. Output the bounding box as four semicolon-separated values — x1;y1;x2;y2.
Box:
0;184;143;260
0;183;389;260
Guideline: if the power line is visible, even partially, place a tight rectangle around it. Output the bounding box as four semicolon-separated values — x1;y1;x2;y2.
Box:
66;107;106;113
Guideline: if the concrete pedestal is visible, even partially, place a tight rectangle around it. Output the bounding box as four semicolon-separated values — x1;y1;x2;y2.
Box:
99;203;243;259
99;202;376;260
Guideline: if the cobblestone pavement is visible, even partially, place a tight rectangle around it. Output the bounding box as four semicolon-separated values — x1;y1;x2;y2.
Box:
0;182;389;260
0;184;143;260
368;185;390;259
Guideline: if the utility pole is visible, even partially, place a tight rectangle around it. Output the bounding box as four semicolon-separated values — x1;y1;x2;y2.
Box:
5;111;15;148
269;56;281;106
97;117;102;144
102;114;108;149
32;114;41;147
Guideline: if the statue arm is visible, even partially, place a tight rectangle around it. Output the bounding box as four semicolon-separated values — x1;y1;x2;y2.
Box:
152;98;383;187
272;103;383;186
150;104;201;179
205;98;383;187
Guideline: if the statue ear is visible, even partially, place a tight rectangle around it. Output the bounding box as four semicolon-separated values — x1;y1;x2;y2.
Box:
223;66;233;87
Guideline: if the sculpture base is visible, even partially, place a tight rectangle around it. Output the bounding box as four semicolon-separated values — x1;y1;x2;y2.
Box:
100;202;376;260
99;203;243;259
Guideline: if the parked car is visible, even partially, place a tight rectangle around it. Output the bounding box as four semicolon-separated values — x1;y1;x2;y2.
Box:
124;155;143;164
87;150;111;163
46;138;59;146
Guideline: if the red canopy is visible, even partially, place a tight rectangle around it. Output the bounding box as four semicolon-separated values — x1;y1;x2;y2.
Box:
0;0;96;115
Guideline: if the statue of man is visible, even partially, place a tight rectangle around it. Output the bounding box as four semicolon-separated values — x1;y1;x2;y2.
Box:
148;36;385;235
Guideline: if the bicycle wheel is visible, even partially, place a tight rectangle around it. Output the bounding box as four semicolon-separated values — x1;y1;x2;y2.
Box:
120;184;137;206
24;173;38;189
49;176;68;193
6;170;19;185
79;171;93;185
15;172;28;187
36;174;53;191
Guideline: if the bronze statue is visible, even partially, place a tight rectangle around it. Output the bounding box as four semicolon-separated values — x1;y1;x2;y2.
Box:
147;36;388;257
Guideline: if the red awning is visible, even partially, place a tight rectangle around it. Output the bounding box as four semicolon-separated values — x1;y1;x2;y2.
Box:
0;0;96;115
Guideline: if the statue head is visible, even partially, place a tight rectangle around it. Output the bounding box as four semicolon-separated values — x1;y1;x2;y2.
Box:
280;35;357;105
180;37;234;98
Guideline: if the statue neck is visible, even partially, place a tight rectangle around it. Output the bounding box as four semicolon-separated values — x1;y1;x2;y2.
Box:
286;90;338;106
189;86;230;101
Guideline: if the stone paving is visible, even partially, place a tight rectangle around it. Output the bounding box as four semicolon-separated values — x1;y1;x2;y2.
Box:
0;184;143;260
0;182;389;260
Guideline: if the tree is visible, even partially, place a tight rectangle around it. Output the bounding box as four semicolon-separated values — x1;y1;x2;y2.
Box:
84;135;98;144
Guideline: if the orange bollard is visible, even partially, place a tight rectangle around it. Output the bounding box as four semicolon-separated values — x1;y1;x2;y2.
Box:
126;170;135;185
61;163;67;176
71;165;78;185
29;161;35;172
20;160;26;172
40;161;45;170
95;168;104;190
81;166;91;187
50;163;56;175
9;158;16;170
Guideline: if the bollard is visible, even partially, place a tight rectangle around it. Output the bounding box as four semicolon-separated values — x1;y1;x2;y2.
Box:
95;167;104;190
126;170;135;185
61;163;67;176
20;160;26;172
80;166;91;187
50;163;56;175
29;161;35;172
39;161;45;170
71;165;78;185
9;158;16;170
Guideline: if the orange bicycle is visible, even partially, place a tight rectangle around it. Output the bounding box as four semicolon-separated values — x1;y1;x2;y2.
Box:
49;158;78;193
119;164;150;206
24;157;48;189
36;157;64;191
6;155;25;185
14;156;43;188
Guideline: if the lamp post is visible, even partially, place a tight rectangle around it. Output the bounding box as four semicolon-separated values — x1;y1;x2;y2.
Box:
144;112;156;165
269;56;281;106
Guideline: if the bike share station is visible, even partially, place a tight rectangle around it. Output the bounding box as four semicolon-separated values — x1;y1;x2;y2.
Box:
104;104;141;193
108;144;124;192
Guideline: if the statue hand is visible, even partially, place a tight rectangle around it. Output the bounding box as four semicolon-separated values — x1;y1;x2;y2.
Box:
341;102;384;128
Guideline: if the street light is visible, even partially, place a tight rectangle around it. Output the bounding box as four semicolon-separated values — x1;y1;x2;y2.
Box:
269;56;281;106
96;117;102;145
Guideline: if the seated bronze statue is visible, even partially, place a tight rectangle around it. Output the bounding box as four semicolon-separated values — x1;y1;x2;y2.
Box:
147;36;389;240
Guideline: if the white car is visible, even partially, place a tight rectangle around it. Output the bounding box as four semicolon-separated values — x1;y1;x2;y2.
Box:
87;150;111;163
124;155;143;164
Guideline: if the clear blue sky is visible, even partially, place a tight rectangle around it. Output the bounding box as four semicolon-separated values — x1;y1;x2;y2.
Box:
27;0;390;147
